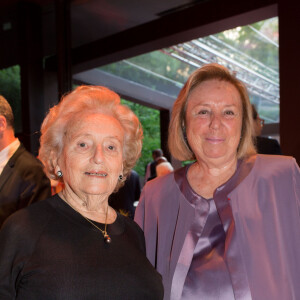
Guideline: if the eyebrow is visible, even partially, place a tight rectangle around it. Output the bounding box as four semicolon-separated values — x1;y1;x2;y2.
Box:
193;103;238;108
105;136;123;144
223;104;238;107
72;133;123;143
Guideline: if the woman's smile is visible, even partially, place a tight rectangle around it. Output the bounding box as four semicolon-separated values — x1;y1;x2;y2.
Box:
84;171;108;177
205;137;225;144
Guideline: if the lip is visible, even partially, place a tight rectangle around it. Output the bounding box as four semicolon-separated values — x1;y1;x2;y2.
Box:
84;171;108;177
205;137;225;144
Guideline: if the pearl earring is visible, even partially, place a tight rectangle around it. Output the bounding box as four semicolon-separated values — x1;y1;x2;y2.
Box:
57;170;63;178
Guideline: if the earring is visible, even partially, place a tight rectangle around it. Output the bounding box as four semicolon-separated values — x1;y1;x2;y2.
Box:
119;174;123;180
57;170;63;178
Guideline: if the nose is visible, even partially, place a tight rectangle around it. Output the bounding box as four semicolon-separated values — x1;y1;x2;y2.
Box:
92;145;104;164
209;112;221;130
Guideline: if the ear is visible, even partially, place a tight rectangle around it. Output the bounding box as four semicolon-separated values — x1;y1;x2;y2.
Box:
120;162;124;175
50;150;60;174
0;115;7;131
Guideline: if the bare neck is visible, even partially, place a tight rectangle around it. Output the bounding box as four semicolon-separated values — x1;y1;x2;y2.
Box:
0;128;17;151
187;157;238;199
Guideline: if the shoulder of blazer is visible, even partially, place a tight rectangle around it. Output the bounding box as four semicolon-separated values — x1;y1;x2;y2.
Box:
145;165;186;189
6;144;43;170
6;144;27;168
255;153;295;168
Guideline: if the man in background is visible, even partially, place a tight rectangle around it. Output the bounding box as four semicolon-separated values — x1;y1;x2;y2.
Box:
252;104;282;155
0;95;51;227
144;149;164;182
156;156;174;177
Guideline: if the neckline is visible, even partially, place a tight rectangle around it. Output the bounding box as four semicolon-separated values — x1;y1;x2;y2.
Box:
176;159;243;204
51;194;125;236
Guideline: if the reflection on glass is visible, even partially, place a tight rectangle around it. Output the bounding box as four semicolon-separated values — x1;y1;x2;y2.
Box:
100;17;279;124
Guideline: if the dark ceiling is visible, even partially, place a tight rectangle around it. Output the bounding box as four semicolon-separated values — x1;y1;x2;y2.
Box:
0;0;277;73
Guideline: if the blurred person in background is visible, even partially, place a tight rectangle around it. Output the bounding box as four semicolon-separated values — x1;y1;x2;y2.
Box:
156;156;174;177
252;104;282;155
0;95;51;227
109;169;141;219
144;148;164;182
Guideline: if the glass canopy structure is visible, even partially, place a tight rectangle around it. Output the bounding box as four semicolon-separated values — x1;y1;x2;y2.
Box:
96;17;279;124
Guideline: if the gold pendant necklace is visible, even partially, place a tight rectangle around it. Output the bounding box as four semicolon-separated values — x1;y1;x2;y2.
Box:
62;197;112;244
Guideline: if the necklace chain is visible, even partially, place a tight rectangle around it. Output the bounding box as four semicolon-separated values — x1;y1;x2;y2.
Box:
61;197;111;243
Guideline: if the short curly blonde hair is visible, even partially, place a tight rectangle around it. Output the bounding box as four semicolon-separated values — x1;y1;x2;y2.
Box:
168;63;256;161
39;85;143;191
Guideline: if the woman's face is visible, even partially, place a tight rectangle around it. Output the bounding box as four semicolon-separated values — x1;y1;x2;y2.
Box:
185;79;243;166
58;113;124;199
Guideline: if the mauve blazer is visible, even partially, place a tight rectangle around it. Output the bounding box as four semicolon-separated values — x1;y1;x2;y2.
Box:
135;154;300;300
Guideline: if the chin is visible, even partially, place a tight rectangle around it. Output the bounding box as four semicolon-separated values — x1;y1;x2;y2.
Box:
82;186;109;196
203;149;226;158
206;155;225;160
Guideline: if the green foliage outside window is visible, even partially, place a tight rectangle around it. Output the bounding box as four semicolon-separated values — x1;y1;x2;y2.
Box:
121;99;160;178
0;65;21;132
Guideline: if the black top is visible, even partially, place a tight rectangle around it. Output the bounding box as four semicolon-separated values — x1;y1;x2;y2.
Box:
255;136;282;155
109;170;141;218
0;194;163;300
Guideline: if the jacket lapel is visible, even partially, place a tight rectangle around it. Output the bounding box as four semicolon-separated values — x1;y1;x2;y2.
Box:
0;145;24;191
213;155;256;300
166;167;195;299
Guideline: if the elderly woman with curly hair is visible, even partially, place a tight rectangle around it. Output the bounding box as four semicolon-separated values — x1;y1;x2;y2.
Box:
135;64;300;300
0;86;163;299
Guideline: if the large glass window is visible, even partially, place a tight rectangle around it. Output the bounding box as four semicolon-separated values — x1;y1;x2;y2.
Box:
100;17;279;124
75;16;280;176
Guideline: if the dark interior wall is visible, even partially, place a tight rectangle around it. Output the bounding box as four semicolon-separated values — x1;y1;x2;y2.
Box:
160;110;171;162
278;0;300;163
18;2;44;155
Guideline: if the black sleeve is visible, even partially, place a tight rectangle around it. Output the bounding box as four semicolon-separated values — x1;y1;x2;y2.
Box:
133;173;141;202
0;216;26;299
19;163;52;208
0;203;51;299
272;139;283;155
